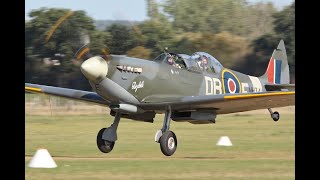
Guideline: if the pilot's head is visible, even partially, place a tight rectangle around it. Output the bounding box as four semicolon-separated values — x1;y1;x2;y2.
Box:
168;56;174;64
201;56;208;65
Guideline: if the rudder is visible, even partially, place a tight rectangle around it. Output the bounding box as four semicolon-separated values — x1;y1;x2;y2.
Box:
260;40;290;84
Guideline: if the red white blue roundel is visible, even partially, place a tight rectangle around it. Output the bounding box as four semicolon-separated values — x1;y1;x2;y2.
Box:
222;70;241;94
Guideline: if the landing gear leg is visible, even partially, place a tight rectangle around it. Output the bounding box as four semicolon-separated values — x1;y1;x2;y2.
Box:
96;112;121;153
268;108;280;122
155;107;177;156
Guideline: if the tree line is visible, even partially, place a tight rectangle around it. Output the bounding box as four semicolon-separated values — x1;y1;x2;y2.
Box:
25;0;295;90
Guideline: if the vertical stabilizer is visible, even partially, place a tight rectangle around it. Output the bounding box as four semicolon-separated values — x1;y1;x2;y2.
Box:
260;40;290;84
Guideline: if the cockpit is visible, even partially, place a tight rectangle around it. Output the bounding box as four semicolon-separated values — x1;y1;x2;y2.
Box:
153;53;187;69
189;52;223;73
153;52;223;73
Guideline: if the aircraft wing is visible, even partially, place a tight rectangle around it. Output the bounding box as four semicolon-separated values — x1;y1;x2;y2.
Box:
25;83;109;106
25;83;294;114
139;91;295;114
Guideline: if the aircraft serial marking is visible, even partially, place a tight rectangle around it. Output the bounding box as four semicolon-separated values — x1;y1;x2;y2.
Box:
205;76;222;95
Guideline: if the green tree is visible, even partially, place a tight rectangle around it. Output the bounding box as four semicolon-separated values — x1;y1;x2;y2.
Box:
137;19;175;57
233;34;279;75
26;8;95;59
25;8;99;89
170;32;202;55
161;0;277;39
273;2;295;75
235;2;295;82
162;0;249;35
146;0;159;19
88;30;112;56
126;46;152;59
245;2;277;40
105;24;138;54
171;31;250;68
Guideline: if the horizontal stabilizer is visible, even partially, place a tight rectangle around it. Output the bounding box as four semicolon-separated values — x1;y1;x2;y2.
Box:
264;84;295;91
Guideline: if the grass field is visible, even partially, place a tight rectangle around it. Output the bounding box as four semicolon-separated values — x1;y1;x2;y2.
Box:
25;111;295;179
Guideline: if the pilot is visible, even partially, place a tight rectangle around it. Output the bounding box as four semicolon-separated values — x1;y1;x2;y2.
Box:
167;55;182;69
198;56;208;71
167;56;175;65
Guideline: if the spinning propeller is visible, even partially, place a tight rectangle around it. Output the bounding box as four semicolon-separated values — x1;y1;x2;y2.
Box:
44;10;112;68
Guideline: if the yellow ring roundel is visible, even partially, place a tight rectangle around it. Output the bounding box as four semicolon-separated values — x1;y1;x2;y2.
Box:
222;69;242;94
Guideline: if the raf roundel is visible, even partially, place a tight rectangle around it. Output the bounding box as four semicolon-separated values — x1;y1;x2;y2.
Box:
222;69;242;94
227;78;236;93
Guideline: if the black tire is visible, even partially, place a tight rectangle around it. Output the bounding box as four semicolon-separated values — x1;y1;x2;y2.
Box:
97;128;115;153
272;111;280;121
159;131;177;156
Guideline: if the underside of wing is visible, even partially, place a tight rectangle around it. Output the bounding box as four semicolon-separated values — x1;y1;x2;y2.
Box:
139;91;295;114
25;83;109;106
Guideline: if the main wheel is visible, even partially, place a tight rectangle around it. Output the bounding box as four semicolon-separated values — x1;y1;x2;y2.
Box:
159;131;177;156
97;128;115;153
271;111;280;121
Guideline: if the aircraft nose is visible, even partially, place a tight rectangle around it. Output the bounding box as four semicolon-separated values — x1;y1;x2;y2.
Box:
80;56;108;83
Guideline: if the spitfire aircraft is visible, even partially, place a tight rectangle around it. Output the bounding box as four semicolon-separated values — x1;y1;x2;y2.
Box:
25;40;295;156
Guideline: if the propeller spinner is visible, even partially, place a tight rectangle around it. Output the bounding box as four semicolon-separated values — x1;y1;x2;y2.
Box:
80;56;108;83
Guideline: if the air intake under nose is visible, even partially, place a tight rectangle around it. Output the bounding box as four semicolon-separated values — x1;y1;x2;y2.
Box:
80;56;108;83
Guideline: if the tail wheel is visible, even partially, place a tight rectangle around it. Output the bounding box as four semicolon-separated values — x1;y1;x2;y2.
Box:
159;131;177;156
97;128;115;153
272;111;280;121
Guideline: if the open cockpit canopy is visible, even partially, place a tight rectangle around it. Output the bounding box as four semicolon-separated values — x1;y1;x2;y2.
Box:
153;52;223;73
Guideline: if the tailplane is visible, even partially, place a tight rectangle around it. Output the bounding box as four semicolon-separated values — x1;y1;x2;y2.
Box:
260;40;290;84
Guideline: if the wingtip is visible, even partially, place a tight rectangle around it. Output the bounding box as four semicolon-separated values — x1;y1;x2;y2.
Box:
25;86;42;93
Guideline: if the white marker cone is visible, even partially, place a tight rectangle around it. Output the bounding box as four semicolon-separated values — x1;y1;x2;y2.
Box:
28;148;57;168
216;136;233;146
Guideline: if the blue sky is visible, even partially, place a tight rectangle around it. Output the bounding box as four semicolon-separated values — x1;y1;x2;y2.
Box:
25;0;294;21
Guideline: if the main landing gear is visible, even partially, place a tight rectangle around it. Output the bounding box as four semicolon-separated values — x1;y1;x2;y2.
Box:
268;108;280;122
155;107;178;156
96;112;121;153
96;109;178;156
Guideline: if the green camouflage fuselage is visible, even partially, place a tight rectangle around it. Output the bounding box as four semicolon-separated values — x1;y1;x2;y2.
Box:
101;55;266;104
